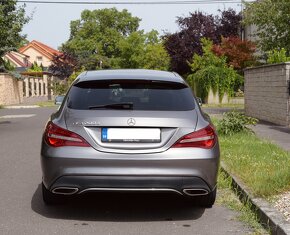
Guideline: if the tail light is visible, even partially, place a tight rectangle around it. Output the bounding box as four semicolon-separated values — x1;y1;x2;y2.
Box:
44;121;90;147
172;125;216;149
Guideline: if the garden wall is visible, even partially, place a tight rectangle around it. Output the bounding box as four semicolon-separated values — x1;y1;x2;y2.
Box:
206;89;244;105
244;62;290;126
0;73;23;105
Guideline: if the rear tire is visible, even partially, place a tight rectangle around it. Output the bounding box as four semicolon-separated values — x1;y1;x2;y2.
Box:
186;188;217;208
42;183;64;205
197;188;217;208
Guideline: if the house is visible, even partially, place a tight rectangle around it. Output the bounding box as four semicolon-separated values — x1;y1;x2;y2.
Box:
19;40;61;69
3;51;32;72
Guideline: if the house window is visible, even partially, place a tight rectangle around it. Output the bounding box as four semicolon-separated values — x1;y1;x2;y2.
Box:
24;58;28;66
36;56;43;62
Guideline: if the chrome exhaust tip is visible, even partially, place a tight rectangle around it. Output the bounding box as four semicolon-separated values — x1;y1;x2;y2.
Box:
52;187;79;195
183;189;209;196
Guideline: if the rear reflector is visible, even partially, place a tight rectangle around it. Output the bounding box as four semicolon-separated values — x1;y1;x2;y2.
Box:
172;125;216;149
44;121;90;147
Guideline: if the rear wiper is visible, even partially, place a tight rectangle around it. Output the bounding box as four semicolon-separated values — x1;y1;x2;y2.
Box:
88;102;133;110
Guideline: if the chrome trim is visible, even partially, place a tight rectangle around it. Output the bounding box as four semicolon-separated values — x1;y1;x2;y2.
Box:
48;133;82;142
78;187;183;195
180;135;214;144
183;188;209;196
52;187;79;195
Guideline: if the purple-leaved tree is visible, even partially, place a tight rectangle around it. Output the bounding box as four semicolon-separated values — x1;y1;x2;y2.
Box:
164;9;242;75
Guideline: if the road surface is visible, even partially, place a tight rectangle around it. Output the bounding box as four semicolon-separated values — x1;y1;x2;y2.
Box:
0;107;253;235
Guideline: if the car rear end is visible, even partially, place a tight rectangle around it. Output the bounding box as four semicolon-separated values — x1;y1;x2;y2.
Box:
41;70;220;206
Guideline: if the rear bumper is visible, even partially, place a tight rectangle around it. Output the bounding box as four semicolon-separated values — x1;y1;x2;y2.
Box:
41;141;220;196
48;175;212;196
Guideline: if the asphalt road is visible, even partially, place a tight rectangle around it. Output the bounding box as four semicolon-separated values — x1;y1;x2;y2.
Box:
0;107;253;235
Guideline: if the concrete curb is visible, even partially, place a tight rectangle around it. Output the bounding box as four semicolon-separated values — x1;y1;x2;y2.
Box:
220;162;290;235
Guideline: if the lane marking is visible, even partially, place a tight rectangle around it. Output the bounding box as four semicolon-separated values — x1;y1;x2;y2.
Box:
4;105;39;109
0;114;36;119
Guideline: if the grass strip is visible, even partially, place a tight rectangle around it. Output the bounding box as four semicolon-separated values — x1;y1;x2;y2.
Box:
203;103;244;109
219;132;290;197
36;101;57;107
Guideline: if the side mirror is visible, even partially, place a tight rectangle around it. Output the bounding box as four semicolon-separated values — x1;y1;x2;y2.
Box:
54;95;65;106
196;97;202;106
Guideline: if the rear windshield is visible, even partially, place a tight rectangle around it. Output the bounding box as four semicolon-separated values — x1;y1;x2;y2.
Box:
67;79;195;111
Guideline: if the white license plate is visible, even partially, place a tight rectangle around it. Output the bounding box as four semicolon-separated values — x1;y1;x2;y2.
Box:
101;128;161;143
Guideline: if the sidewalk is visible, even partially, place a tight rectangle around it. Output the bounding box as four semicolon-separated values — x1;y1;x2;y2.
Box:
250;121;290;152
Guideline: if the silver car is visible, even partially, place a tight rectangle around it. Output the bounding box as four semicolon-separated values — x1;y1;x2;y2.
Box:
41;69;220;207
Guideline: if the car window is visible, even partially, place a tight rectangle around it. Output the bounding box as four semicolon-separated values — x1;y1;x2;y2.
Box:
67;79;195;111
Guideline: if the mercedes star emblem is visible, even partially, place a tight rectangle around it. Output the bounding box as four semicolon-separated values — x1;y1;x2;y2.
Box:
127;118;136;126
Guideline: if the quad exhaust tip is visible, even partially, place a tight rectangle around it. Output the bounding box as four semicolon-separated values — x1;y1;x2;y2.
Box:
52;187;79;195
183;188;209;196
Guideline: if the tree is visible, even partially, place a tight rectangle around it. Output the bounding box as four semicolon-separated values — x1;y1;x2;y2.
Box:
118;31;146;69
142;43;170;71
188;38;243;102
216;9;242;38
244;0;290;54
62;8;140;70
49;51;78;79
164;12;217;75
212;36;256;71
2;59;15;71
118;30;170;70
0;0;29;70
58;8;170;73
164;9;242;75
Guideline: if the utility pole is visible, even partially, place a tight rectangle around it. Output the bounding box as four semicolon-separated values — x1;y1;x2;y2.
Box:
240;0;245;40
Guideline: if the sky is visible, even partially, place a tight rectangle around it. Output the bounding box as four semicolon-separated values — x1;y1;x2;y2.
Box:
19;0;243;50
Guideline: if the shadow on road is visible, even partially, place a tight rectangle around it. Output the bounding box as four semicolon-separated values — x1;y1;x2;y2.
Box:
31;184;205;222
0;121;11;125
253;121;290;134
269;126;290;134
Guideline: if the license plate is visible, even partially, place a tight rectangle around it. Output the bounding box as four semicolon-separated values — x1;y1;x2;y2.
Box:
101;128;161;143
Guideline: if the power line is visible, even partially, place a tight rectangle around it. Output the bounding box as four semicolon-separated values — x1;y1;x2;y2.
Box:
16;0;253;5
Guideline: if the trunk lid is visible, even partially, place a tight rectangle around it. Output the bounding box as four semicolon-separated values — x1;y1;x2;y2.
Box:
65;108;198;154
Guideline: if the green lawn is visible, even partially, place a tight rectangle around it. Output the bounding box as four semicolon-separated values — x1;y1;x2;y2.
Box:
219;132;290;197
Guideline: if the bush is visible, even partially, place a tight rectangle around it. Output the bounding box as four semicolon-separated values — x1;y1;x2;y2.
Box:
27;62;43;72
234;89;244;97
51;69;84;95
187;38;243;103
51;81;67;95
267;48;290;64
217;111;258;135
